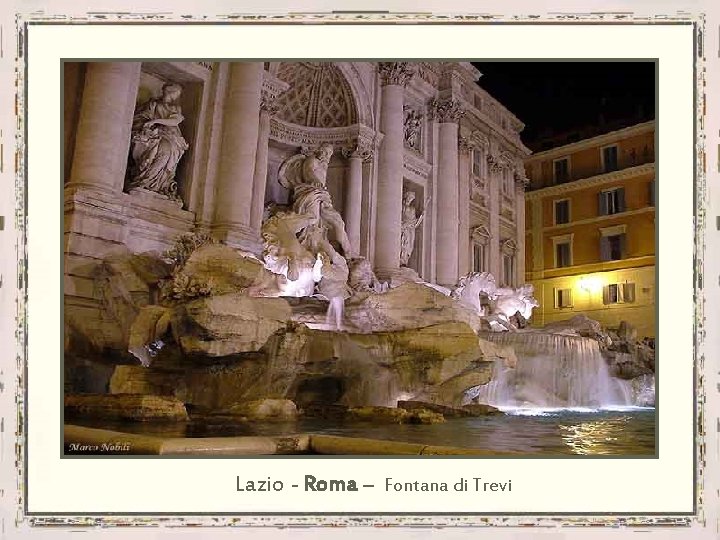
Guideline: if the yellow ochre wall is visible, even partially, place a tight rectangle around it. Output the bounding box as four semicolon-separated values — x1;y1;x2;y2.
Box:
524;123;656;338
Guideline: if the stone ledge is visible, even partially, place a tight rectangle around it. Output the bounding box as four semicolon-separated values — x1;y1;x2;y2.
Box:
63;425;522;455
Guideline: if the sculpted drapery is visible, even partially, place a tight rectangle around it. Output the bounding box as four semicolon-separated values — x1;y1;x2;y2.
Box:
127;83;189;200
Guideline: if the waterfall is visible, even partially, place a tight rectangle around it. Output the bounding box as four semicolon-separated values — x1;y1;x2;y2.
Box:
470;332;633;409
325;296;345;330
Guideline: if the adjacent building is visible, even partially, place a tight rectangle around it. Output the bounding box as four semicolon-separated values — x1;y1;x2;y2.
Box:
524;121;656;337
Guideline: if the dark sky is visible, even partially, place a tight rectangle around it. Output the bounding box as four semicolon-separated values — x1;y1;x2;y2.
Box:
471;62;655;152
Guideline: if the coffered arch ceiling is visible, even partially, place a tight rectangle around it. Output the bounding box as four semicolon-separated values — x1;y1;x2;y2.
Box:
275;62;359;128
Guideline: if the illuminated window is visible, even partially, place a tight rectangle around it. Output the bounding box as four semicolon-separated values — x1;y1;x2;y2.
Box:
603;282;636;305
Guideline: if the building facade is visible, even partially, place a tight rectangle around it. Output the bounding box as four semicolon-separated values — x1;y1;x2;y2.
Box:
63;61;529;328
524;121;656;337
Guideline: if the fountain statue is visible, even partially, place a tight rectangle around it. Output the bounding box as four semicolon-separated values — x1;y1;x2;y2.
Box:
450;272;497;315
278;144;354;259
127;83;189;201
399;190;429;267
493;284;540;321
256;144;360;329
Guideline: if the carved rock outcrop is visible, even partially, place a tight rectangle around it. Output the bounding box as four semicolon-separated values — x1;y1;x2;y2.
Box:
64;393;189;422
172;293;292;357
345;282;482;333
109;321;497;411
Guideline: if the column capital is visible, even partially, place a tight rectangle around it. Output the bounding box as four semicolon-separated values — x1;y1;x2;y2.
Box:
514;170;530;190
260;70;290;116
429;97;464;124
260;93;281;115
458;135;473;155
341;143;374;162
378;62;415;87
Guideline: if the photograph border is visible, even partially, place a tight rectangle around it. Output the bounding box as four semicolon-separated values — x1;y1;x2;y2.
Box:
10;8;707;529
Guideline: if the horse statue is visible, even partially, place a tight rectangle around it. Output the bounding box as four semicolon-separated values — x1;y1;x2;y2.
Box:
451;272;498;315
493;283;539;321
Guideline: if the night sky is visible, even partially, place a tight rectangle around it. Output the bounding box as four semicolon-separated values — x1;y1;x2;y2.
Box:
471;62;656;152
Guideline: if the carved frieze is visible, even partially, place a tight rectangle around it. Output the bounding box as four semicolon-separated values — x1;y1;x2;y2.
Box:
269;119;379;154
429;97;464;123
378;62;415;87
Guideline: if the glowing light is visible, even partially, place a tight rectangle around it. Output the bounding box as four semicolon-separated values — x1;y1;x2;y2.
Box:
577;276;602;294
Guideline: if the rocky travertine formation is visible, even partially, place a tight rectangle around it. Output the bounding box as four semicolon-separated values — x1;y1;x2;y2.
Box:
345;282;483;333
64;394;189;422
172;293;292;357
347;406;445;424
109;321;501;411
227;399;298;421
398;400;502;417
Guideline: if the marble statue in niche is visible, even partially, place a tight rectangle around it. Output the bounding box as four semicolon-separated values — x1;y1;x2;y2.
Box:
399;190;430;267
403;107;423;151
127;82;189;201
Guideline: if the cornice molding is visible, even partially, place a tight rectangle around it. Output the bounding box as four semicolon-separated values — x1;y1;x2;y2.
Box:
525;162;656;200
525;121;656;163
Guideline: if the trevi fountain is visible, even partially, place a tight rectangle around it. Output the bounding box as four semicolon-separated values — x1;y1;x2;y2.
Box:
63;62;654;456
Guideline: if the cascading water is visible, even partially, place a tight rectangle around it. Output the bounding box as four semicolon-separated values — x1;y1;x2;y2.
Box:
469;332;633;409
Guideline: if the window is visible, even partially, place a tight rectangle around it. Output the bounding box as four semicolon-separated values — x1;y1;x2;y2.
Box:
602;145;619;172
472;148;484;177
501;169;512;196
648;179;655;206
555;288;573;308
553;158;570;184
598;187;625;215
555;242;571;268
472;243;487;273
502;254;515;287
554;199;570;225
603;282;636;305
501;238;517;287
600;233;626;261
471;226;490;273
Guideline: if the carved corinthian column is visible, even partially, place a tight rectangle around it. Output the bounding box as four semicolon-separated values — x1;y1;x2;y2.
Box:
373;62;414;278
342;145;372;257
69;62;141;191
213;62;264;249
458;136;473;276
250;74;288;231
514;171;528;283
431;97;464;287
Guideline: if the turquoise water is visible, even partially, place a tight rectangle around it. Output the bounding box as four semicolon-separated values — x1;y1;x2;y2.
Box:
69;407;655;456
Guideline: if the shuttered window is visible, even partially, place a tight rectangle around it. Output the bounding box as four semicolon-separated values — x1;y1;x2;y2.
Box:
555;288;573;308
556;242;571;268
602;282;636;304
602;145;619;172
554;199;570;224
600;233;626;261
553;158;570;184
598;187;625;216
